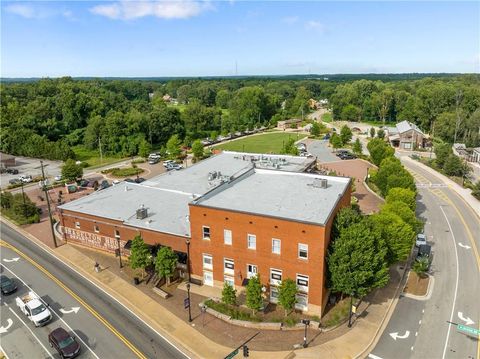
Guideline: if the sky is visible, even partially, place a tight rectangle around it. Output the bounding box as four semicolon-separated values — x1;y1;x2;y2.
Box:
1;1;479;77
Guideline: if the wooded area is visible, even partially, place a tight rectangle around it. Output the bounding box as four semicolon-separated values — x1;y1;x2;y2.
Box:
1;74;478;161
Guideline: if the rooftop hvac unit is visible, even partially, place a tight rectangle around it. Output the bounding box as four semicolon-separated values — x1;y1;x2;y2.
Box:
312;178;328;189
136;205;148;219
207;171;217;181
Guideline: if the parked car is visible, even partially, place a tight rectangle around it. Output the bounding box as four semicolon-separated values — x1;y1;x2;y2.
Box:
16;291;52;326
335;150;350;157
6;168;19;175
322;133;331;140
416;233;427;247
48;328;81;359
19;175;33;183
54;175;62;181
9;178;21;185
148;157;160;165
99;180;110;190
112;179;121;185
134;177;146;183
339;153;356;160
416;244;432;260
0;275;17;295
124;178;135;183
163;160;175;168
79;179;89;187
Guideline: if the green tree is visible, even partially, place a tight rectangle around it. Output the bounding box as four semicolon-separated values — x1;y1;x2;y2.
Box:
277;278;297;317
61;159;83;182
374;157;416;197
221;283;237;305
191;139;204;160
245;274;263;315
382;201;422;233
434;143;452;168
371;211;415;264
370;127;376;138
129;235;151;279
281;138;299;156
166;134;182;159
327;219;389;298
331;133;343;151
352;138;363;155
340;125;353;144
341;104;361;121
386;187;416;211
331;206;363;240
471;181;480;200
138;138;151;158
377;128;385;139
155;247;178;285
367;138;395;166
443;154;463;176
310;122;321;137
412;257;429;281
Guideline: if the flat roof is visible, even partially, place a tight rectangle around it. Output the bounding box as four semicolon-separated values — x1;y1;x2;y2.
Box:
60;182;192;237
143;151;314;195
195;168;350;226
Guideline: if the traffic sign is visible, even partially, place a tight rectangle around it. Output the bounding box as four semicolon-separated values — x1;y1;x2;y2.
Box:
457;324;480;337
184;298;190;309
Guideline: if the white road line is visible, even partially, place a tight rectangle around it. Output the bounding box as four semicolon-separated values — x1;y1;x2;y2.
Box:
418;320;422;325
2;232;190;358
1;264;100;359
440;206;460;359
415;332;418;337
6;306;54;358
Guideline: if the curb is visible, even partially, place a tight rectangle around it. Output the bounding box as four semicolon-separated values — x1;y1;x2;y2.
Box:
402;272;434;301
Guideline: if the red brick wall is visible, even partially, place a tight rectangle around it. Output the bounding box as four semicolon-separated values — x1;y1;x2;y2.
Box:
59;210;187;254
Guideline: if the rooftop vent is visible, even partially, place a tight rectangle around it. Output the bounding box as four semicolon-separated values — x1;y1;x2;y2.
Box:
312;178;328;189
136;205;148;219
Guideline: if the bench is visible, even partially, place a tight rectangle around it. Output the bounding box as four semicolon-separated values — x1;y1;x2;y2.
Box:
152;286;170;299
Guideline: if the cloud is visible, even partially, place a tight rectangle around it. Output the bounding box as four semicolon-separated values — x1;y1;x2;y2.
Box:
4;3;74;20
90;0;213;20
282;16;299;25
305;20;325;33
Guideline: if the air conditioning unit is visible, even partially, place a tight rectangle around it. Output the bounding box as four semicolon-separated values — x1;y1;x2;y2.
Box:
313;178;328;188
136;205;148;219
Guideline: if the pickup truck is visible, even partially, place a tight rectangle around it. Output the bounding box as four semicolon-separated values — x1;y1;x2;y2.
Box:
15;291;52;327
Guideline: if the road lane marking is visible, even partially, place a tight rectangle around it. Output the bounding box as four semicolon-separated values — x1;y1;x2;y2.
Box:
0;241;148;359
1;264;100;359
59;307;80;314
458;312;475;326
2;258;19;263
458;243;471;250
440;205;460;359
389;331;410;340
7;306;54;358
368;354;384;359
0;233;189;359
0;318;13;333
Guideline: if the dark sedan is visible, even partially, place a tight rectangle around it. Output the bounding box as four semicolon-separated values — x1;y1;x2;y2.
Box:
48;328;81;358
0;275;17;295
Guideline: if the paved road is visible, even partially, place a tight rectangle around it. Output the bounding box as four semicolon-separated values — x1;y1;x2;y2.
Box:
0;223;188;359
369;157;480;359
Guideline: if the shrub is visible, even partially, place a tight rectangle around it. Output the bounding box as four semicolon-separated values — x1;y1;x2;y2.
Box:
222;283;237;305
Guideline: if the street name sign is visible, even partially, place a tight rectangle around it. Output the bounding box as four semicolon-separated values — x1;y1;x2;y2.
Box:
457;324;480;337
225;348;238;359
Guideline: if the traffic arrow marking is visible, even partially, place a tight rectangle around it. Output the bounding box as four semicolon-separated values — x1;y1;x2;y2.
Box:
458;312;474;326
60;307;80;314
0;318;13;334
2;258;20;263
368;354;384;359
389;330;410;340
458;243;471;249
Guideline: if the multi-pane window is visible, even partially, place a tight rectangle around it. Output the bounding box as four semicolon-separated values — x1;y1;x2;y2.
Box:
247;234;256;249
224;276;234;287
202;226;210;240
75;222;80;229
298;243;308;259
295;293;308;311
224;229;232;245
270;286;279;303
115;230;120;239
270;268;282;286
296;274;309;293
272;239;281;254
203;254;213;270
94;225;99;233
224;258;235;275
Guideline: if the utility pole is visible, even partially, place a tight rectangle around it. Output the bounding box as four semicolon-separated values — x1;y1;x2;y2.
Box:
40;161;57;248
454;90;463;144
98;137;103;165
20;181;27;218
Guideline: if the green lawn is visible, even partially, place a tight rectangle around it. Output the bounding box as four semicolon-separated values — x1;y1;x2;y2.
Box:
213;132;307;154
72;146;123;168
322;113;333;123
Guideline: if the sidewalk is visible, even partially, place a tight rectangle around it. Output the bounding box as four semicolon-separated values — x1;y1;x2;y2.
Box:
402;156;480;217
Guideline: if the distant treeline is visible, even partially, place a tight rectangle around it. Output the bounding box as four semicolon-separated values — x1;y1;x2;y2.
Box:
1;74;478;161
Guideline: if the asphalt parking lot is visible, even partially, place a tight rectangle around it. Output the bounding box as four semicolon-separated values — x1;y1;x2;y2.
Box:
0;156;63;189
301;139;339;163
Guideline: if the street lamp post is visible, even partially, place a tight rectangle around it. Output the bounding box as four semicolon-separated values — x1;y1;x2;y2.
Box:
40;161;57;248
116;236;123;268
302;319;310;348
185;238;192;322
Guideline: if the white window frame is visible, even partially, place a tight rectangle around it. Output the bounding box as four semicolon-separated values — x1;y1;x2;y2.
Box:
247;234;256;250
203;254;213;270
295;293;308;311
272;238;281;255
115;229;120;239
224;275;234;287
298;243;308;260
202;226;211;240
247;264;258;279
270;268;282;286
75;221;80;229
224;229;232;245
203;271;213;286
270;286;279;303
224;258;235;275
296;274;309;293
94;225;99;233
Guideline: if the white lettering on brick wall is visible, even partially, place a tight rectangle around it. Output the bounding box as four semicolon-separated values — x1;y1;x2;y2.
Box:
64;227;125;253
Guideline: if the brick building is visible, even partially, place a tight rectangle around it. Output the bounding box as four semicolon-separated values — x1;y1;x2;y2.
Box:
59;151;350;315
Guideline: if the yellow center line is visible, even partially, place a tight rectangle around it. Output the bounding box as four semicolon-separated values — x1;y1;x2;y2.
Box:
0;240;147;359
